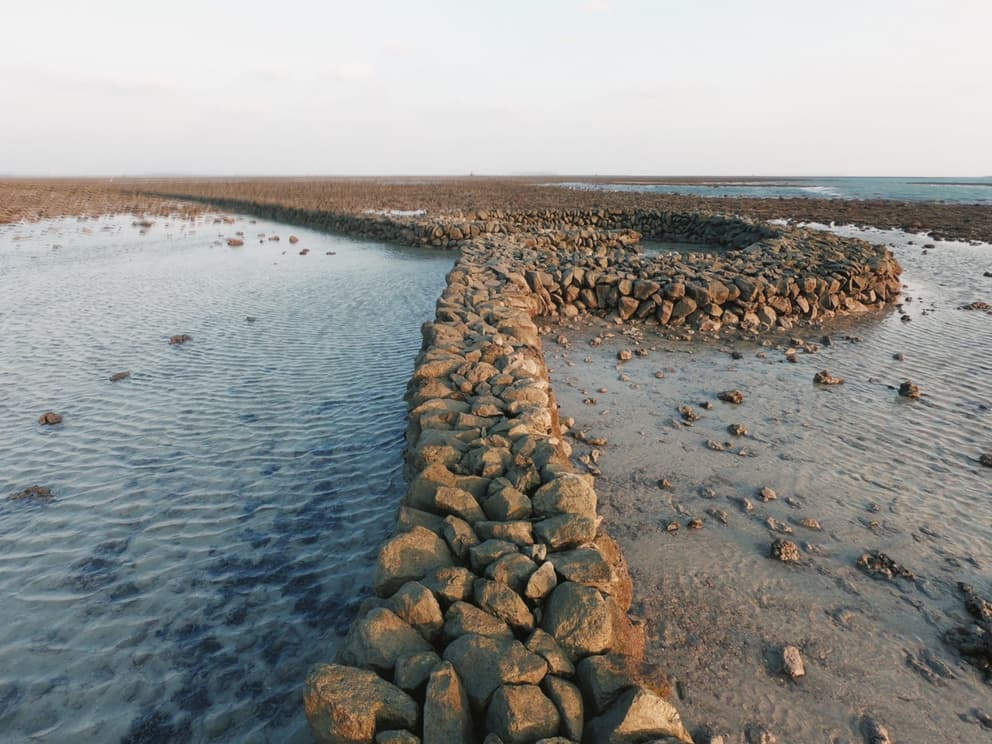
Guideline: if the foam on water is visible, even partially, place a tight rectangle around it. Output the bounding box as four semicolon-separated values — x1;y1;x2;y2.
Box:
0;215;452;742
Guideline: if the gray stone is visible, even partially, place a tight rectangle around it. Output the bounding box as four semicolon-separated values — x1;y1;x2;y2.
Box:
443;634;548;710
524;561;558;601
483;486;533;521
375;527;454;596
542;675;584;741
485;552;538;593
485;684;561;744
470;539;519;573
338;607;433;673
533;515;598;550
435;486;486;523
423;661;473;744
781;645;805;678
549;548;617;594
532;474;597;519
525;628;575;676
444;601;514;641
388;582;444;642
575;654;633;713
305;663;418;744
474;578;535;633
584;685;692;743
394;651;441;694
443;515;480;561
543;582;613;661
422;566;477;605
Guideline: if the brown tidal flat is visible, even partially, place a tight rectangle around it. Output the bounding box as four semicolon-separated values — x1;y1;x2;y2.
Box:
2;177;992;244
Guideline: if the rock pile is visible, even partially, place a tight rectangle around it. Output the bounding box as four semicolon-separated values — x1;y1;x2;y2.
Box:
305;241;694;743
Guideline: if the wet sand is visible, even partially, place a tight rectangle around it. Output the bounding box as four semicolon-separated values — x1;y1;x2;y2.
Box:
543;225;992;742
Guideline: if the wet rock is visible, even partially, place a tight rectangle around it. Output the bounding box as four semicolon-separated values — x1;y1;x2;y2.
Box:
769;539;800;563
338;607;432;673
718;389;744;404
226;238;244;246
944;583;992;680
423;661;473;744
374;526;455;596
486;552;537;593
469;539;519;573
745;725;777;744
486;684;561;744
109;371;131;382
706;508;729;525
813;370;844;385
898;380;922;399
677;406;699;423
38;411;63;425
857;551;915;581
542;675;584;741
687;518;704;529
584;685;692;743
981;453;992;468
443;634;548;710
304;663;418;744
289;235;300;244
727;423;747;436
799;518;822;530
758;487;777;502
169;334;192;345
7;485;54;501
780;646;805;678
893;352;904;361
443;516;479;561
543;582;613;661
376;731;419;744
861;716;893;744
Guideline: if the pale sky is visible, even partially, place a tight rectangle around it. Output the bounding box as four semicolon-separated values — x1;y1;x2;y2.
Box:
1;0;989;176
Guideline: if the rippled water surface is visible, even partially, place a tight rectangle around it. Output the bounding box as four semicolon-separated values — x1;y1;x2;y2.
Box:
0;215;452;742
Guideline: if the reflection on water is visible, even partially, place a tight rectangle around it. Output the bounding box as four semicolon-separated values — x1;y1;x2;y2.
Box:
0;215;452;742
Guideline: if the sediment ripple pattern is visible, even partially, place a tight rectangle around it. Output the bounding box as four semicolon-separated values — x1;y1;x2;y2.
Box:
0;216;452;742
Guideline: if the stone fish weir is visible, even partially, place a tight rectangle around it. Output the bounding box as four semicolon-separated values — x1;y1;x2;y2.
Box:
148;195;901;742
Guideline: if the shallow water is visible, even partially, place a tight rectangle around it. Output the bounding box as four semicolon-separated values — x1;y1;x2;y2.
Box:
0;215;452;742
557;176;992;204
546;226;992;741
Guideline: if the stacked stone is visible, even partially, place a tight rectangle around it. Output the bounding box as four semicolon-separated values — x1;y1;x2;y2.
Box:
304;241;693;743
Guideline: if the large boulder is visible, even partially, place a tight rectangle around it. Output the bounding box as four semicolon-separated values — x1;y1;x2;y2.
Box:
387;582;444;642
533;515;598;550
584;686;692;743
541;675;584;741
443;634;548;710
374;527;454;596
575;654;633;714
485;684;561;744
338;608;433;673
423;661;474;744
473;579;535;634
548;547;618;594
443;601;514;641
542;582;613;661
531;474;597;519
305;663;418;744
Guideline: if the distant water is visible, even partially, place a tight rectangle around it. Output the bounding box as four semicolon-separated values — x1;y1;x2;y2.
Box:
0;216;452;742
557;177;992;204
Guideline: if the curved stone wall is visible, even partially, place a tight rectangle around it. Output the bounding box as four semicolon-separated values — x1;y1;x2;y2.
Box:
143;194;901;742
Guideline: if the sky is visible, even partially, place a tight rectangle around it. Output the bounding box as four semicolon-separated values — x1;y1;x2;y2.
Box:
1;0;990;177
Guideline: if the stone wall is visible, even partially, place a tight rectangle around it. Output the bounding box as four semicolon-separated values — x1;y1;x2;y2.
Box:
154;195;901;742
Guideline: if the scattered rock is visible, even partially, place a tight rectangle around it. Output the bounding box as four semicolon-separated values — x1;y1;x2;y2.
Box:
813;370;844;385
745;725;777;744
769;539;801;563
617;349;633;362
727;423;748;437
687;518;704;530
861;716;893;744
38;411;63;425
289;235;300;244
678;406;699;423
718;389;744;404
898;380;921;399
226;238;244;247
109;371;131;382
857;551;915;581
758;487;777;502
304;663;418;744
8;485;54;501
798;518;822;531
169;334;192;345
781;646;805;678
